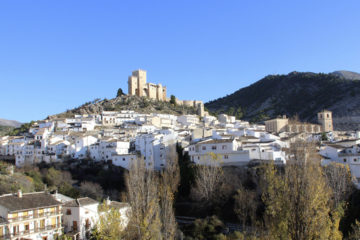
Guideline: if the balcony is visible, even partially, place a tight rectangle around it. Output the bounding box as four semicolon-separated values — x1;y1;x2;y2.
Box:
8;211;61;222
5;224;62;238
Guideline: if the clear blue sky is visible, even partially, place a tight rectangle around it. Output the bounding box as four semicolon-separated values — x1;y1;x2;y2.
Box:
1;0;360;122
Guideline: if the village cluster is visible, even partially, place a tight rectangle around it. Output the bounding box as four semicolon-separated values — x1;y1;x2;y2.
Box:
0;108;359;178
1;70;360;240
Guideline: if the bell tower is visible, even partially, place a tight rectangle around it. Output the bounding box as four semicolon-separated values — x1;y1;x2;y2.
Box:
317;110;333;132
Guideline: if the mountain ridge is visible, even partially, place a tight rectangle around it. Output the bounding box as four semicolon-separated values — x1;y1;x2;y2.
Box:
0;118;22;128
331;70;360;80
205;71;360;126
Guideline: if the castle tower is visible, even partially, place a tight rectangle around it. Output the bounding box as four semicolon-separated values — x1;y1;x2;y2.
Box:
134;69;147;97
317;110;333;132
156;84;163;101
128;69;147;97
128;75;137;95
197;102;205;117
162;86;167;100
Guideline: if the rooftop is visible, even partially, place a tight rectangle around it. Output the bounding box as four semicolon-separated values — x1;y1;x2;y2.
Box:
64;197;98;207
0;192;62;212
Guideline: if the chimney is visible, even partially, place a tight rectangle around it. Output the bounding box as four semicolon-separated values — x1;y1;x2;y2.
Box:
17;189;22;198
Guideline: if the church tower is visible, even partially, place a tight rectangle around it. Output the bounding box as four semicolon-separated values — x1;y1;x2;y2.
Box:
317;110;333;132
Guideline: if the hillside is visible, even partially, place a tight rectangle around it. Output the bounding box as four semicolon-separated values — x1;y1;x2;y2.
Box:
0;118;21;136
0;118;21;128
50;94;197;119
0;126;14;136
205;71;360;124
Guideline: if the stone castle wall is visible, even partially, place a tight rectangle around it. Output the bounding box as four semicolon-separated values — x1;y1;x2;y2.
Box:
127;69;204;116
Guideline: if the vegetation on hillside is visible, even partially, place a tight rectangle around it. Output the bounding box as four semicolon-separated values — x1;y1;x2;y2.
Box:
52;95;197;119
205;72;360;123
7;121;35;136
0;125;14;136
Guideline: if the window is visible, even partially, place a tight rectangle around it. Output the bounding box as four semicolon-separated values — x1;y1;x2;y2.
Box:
212;146;217;150
66;209;71;215
13;225;19;234
38;209;44;217
354;159;358;162
222;145;227;150
202;146;206;150
25;223;29;232
73;221;78;231
198;156;200;160
224;155;229;159
123;158;125;161
344;159;347;163
10;212;18;219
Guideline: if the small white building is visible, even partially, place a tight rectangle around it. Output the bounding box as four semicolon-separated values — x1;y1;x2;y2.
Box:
111;153;137;169
187;138;251;166
177;115;200;127
135;130;178;169
63;198;99;240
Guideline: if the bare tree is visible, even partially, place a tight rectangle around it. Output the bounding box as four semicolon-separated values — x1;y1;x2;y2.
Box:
191;153;223;206
234;184;257;230
79;181;104;201
125;157;161;240
323;162;354;208
158;144;180;239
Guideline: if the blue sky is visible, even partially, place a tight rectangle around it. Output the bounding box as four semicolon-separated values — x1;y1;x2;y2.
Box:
1;0;360;122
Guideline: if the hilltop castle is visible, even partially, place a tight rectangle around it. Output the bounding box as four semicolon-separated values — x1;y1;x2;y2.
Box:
128;69;167;101
127;69;205;116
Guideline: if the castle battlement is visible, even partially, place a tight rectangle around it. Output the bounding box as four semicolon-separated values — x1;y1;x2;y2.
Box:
128;69;166;101
127;69;206;116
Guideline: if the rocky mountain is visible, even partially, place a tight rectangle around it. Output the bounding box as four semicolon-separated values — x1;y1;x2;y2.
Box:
205;71;360;126
0;118;22;128
49;94;197;119
331;70;360;80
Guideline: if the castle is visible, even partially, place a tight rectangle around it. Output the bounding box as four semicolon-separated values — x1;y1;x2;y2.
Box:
128;69;167;101
127;69;205;116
